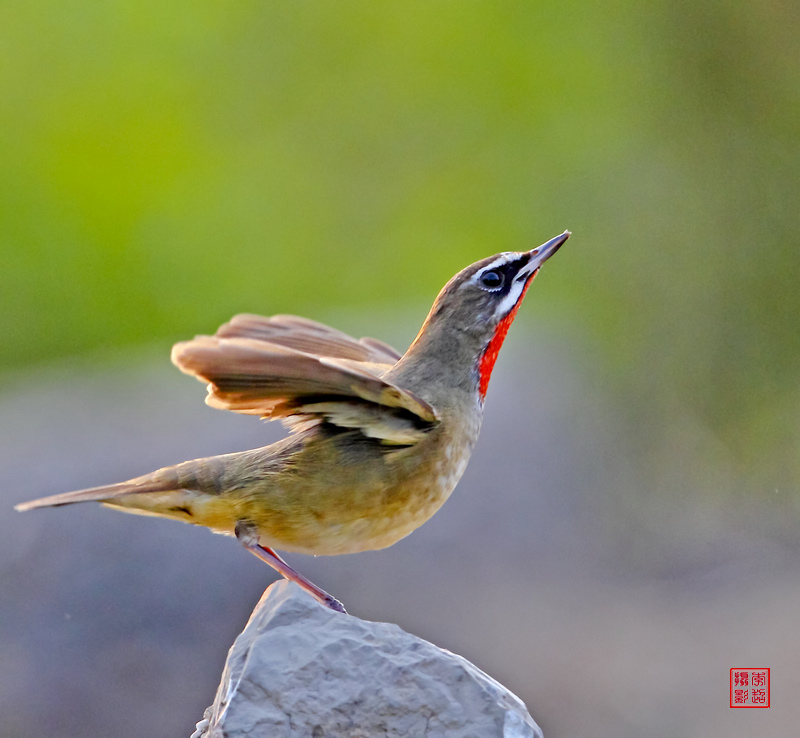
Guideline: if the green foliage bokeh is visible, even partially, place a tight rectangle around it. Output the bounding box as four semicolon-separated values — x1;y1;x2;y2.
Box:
1;1;798;488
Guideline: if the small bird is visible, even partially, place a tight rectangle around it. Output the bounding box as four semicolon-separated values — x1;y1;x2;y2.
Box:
16;231;569;612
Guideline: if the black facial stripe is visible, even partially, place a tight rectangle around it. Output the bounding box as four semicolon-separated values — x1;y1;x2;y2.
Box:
479;254;531;293
510;253;531;273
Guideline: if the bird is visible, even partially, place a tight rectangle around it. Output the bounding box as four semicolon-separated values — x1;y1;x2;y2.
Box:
16;231;569;613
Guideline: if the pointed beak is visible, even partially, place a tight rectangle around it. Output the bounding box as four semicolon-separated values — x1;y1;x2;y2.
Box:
527;230;570;271
513;230;570;282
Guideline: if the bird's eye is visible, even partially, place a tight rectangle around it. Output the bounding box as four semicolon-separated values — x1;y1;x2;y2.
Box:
479;270;504;290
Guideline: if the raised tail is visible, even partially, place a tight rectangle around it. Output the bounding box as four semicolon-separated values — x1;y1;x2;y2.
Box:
14;452;254;535
14;453;238;533
14;477;169;512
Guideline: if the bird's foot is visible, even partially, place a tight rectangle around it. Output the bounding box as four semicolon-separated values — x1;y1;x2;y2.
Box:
235;521;347;614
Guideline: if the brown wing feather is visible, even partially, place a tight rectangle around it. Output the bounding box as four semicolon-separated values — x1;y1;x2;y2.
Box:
171;336;437;424
214;314;402;363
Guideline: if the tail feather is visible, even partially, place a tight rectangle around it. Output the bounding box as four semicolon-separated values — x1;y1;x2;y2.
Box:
14;479;167;512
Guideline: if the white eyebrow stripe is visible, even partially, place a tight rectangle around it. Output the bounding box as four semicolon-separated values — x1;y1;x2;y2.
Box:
468;253;518;285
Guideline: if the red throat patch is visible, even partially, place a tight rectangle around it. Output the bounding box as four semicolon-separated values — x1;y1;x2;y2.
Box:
478;273;536;399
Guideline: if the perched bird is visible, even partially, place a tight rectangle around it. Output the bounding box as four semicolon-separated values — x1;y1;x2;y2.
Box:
16;231;569;612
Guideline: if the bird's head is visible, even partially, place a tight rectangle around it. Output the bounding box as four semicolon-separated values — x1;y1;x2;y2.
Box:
399;231;570;401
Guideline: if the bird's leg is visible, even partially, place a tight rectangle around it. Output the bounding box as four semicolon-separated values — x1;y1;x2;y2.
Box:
234;521;347;614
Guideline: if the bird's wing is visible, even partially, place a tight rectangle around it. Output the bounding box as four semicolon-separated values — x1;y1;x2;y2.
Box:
172;328;437;445
214;313;403;364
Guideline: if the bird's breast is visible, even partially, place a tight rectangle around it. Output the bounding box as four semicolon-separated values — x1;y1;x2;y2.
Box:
322;403;482;554
120;402;484;557
243;408;482;556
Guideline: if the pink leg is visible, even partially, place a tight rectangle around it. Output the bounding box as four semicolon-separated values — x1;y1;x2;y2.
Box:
234;522;346;613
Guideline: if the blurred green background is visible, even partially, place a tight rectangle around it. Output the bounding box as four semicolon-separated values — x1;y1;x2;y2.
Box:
2;1;799;736
3;0;797;492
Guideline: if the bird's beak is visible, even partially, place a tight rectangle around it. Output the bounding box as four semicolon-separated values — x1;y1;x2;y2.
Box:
513;230;570;283
526;230;570;273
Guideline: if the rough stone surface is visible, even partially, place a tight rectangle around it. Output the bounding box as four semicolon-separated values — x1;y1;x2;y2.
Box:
192;581;542;738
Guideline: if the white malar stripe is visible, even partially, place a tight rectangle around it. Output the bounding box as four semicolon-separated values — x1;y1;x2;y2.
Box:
492;276;528;319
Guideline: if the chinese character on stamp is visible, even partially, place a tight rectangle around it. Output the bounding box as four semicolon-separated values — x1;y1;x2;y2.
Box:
730;668;770;708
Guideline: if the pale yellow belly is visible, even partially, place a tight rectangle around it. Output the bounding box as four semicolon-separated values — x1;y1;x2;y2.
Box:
104;407;481;556
105;434;475;556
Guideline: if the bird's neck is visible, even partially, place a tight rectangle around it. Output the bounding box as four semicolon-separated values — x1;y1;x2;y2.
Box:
476;279;531;399
383;308;483;416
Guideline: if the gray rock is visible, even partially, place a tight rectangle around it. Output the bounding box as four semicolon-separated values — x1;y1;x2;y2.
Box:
193;581;542;738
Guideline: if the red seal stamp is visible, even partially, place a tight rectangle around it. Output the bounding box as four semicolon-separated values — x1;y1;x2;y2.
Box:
730;668;770;708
